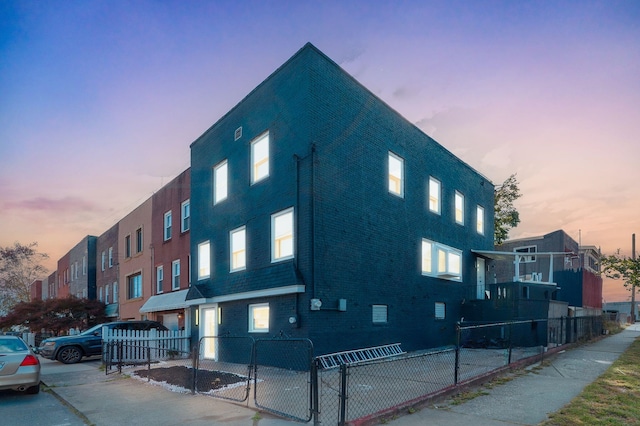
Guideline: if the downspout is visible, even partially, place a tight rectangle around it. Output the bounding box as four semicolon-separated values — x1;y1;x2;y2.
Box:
311;144;316;299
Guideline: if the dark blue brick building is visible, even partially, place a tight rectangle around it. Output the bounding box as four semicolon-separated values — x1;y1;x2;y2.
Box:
187;43;495;357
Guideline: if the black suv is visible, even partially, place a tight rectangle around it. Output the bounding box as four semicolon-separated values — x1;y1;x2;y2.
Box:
37;321;168;364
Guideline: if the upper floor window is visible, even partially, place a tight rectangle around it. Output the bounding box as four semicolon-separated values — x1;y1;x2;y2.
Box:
108;247;113;267
82;256;87;275
124;235;131;258
181;200;191;232
198;241;210;280
230;227;247;272
214;160;228;204
113;282;118;303
164;211;172;241
476;205;485;235
172;260;180;290
454;191;464;225
272;207;294;262
388;152;404;197
249;303;269;333
101;251;106;271
136;227;143;253
156;265;164;294
105;284;110;304
422;239;462;281
428;177;440;214
251;132;270;184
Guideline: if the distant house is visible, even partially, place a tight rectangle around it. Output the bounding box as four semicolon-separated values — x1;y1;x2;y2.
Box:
187;43;495;357
55;236;97;300
118;197;153;320
96;223;119;318
475;229;603;319
140;168;192;331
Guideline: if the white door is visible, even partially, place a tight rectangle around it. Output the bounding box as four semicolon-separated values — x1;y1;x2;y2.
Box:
476;258;486;300
202;306;217;359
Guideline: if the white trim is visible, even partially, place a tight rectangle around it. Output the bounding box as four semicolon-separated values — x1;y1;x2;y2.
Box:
196;284;305;305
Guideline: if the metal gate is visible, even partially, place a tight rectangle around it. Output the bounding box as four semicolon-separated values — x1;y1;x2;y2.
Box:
196;336;254;402
253;338;314;422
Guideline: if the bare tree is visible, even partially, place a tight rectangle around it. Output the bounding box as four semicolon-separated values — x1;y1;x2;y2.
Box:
0;242;49;314
494;174;522;245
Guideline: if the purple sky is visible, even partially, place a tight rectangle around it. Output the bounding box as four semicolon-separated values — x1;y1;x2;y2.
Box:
1;1;639;301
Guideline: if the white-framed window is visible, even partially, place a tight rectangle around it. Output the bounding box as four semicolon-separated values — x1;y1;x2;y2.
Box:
476;205;485;235
421;239;462;281
248;303;269;333
127;273;142;299
164;211;172;241
105;284;110;304
172;260;181;290
388;152;404;197
272;207;294;262
82;256;87;275
372;305;388;324
429;177;440;214
113;282;118;303
214;160;228;204
515;246;537;263
101;251;106;271
435;302;446;320
454;191;464;225
198;241;210;280
108;247;113;268
156;265;164;294
230;226;246;272
251;132;270;184
181;199;190;232
99;287;103;302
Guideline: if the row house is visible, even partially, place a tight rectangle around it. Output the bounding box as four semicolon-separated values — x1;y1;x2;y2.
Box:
96;223;119;319
187;43;496;357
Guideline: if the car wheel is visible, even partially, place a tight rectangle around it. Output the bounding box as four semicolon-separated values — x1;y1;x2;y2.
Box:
26;384;40;394
58;346;82;364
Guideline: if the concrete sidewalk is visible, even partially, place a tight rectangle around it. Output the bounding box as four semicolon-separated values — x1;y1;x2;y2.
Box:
40;359;295;426
386;323;640;426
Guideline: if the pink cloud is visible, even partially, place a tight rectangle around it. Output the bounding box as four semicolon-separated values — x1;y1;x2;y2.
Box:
3;196;98;213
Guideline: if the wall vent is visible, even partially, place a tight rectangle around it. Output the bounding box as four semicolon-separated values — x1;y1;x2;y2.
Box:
234;126;242;141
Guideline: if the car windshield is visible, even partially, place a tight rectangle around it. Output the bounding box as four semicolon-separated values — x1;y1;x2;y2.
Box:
80;324;106;336
0;338;27;352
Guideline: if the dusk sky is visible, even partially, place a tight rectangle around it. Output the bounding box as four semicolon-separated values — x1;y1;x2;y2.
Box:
1;1;639;301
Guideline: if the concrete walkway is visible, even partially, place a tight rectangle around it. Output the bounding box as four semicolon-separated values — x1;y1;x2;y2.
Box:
386;323;640;426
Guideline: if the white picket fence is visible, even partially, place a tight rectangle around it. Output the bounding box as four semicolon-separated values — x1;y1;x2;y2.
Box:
102;328;191;363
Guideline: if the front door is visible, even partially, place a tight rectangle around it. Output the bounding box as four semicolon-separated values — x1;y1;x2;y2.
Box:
201;306;217;359
476;258;486;300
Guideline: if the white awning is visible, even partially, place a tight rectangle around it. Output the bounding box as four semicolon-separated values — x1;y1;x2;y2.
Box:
140;289;193;313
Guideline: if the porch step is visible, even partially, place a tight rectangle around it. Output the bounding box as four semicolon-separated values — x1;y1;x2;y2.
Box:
316;343;405;369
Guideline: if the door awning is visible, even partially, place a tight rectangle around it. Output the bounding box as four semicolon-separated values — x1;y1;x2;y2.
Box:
140;289;194;313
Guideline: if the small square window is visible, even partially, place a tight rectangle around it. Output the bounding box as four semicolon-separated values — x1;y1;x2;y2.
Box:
435;302;445;320
249;303;269;333
372;305;388;324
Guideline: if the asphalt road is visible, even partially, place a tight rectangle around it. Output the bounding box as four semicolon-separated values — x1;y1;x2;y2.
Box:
0;387;86;426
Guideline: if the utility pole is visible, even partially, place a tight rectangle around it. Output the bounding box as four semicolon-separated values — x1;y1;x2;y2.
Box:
632;234;636;323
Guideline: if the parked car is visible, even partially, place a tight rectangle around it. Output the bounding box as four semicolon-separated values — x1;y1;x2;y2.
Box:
0;335;41;394
37;321;168;364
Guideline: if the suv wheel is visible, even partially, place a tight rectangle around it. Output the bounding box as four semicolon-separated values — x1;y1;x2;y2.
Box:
58;346;82;364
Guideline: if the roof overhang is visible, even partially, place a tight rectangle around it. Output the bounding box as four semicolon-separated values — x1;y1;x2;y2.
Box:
140;289;196;313
472;250;575;260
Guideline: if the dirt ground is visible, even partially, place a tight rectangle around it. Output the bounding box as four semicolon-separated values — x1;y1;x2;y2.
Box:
134;365;245;392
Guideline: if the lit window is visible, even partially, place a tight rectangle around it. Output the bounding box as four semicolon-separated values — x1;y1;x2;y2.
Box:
214;160;228;204
455;191;464;225
372;305;388;324
249;303;269;333
230;227;246;272
127;273;142;299
156;265;164;294
251;132;269;184
435;302;445;320
272;208;294;262
421;238;462;281
181;200;190;232
172;260;180;290
164;211;172;241
388;152;404;197
198;241;210;280
476;205;484;235
429;177;440;214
